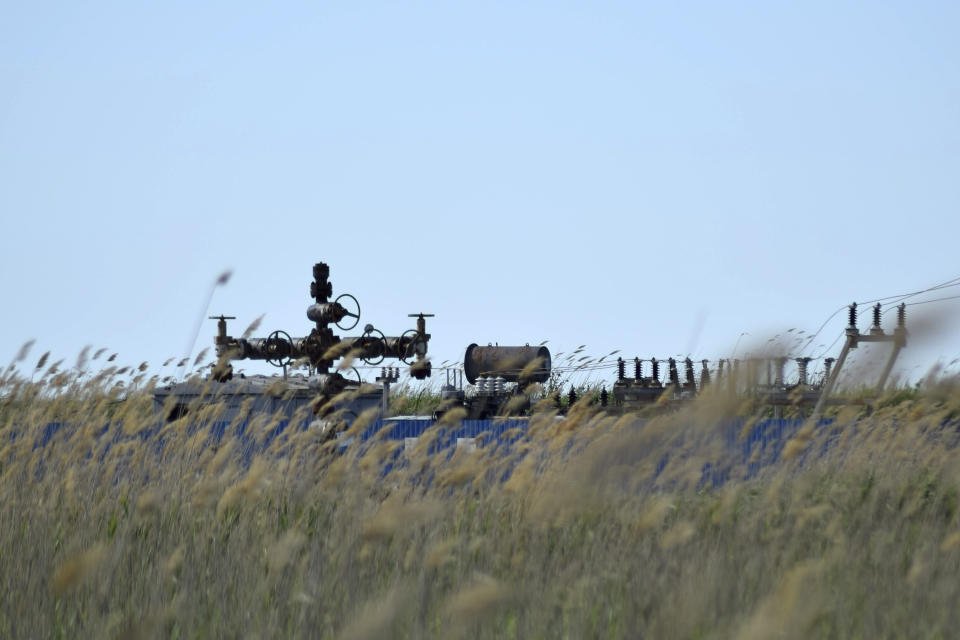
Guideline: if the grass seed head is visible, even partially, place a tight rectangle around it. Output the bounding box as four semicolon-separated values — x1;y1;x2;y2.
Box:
337;584;410;640
444;574;512;622
267;529;307;574
50;544;107;596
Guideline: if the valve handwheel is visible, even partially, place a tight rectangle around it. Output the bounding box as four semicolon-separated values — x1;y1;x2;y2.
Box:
359;328;387;365
399;329;427;365
264;330;294;368
346;366;362;386
334;293;361;331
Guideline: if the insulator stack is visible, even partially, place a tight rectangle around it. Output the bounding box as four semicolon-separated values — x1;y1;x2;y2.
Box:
700;360;711;386
379;366;400;381
668;358;679;386
685;358;695;386
824;357;835;381
868;302;885;335
617;357;625;381
717;359;725;381
651;358;660;382
568;387;578;407
796;357;811;386
600;387;608;407
634;357;642;380
897;303;906;329
476;376;487;393
848;302;858;329
494;376;505;394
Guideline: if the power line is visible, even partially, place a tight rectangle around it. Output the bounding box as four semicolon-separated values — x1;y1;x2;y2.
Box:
812;330;845;360
862;275;960;307
799;273;960;355
905;293;960;307
799;305;848;356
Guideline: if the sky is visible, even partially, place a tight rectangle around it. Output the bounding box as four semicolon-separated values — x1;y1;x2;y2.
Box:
2;1;959;389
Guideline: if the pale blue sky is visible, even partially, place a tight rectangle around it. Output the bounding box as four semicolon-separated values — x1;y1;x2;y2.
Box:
3;2;959;385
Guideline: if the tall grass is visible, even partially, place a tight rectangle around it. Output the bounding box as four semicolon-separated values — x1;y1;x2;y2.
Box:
3;351;960;638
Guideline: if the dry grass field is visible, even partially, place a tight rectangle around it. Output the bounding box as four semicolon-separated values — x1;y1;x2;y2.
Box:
3;353;960;639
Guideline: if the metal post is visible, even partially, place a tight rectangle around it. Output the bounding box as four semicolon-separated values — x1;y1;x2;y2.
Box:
377;367;399;416
813;333;857;416
812;303;860;418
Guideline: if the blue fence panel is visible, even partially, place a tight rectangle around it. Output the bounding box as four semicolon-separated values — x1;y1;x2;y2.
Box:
17;414;858;489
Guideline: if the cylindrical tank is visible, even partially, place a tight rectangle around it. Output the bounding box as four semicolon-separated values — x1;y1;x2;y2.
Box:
463;344;551;385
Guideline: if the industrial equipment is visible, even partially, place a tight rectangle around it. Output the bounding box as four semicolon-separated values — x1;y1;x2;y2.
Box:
154;261;433;424
463;344;551;385
210;262;432;382
608;302;909;416
441;343;552;419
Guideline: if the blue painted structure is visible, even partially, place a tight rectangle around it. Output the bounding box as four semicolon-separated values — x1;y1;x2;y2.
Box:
13;415;844;489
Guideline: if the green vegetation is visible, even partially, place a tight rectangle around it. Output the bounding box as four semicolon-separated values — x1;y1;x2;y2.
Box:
3;354;960;638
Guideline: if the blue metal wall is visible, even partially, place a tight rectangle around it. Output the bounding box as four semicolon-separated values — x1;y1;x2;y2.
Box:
15;416;845;488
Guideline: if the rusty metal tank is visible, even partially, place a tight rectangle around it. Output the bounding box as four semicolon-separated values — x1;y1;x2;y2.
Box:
463;344;551;385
